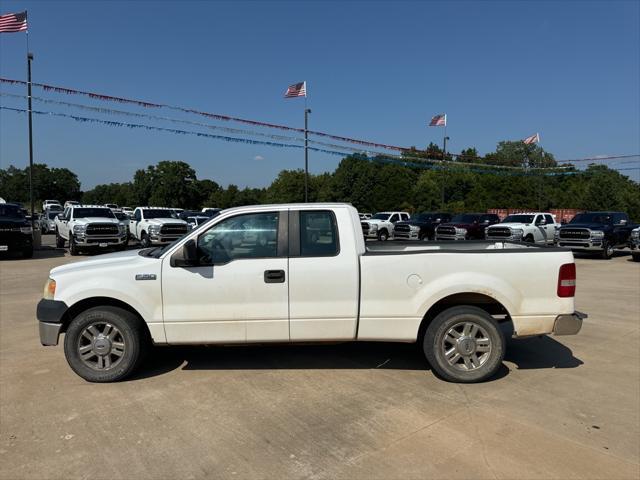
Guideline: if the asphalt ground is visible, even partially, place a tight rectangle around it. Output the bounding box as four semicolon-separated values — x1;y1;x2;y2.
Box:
1;235;639;479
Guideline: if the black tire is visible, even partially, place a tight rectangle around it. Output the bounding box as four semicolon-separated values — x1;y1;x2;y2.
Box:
69;234;79;256
63;306;149;383
377;229;389;242
55;230;65;248
140;232;151;248
524;235;535;243
22;246;34;258
601;241;614;260
632;252;640;262
423;306;505;383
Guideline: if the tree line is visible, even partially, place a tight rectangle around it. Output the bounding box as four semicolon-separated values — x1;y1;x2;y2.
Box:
1;140;639;220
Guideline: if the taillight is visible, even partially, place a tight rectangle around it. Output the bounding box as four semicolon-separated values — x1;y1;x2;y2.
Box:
557;263;576;297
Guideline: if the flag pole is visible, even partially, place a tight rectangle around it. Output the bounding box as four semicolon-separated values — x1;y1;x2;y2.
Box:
26;13;35;227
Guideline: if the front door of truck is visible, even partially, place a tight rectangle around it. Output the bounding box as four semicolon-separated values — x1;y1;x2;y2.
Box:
161;210;289;343
288;209;359;341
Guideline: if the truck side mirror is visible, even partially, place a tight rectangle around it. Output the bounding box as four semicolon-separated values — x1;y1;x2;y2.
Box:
619;219;627;226
171;239;199;267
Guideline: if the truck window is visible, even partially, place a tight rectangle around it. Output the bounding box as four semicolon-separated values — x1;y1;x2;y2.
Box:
545;214;554;224
390;214;399;223
197;212;279;265
400;213;409;221
134;210;141;221
300;211;338;257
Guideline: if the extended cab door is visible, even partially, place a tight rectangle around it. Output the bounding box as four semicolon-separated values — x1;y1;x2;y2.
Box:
161;210;289;343
288;208;359;340
58;208;71;238
131;208;143;240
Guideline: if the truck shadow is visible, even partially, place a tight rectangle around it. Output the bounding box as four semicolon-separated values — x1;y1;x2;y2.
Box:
131;335;582;381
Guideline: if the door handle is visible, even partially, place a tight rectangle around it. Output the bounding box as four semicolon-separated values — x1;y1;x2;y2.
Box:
264;269;285;283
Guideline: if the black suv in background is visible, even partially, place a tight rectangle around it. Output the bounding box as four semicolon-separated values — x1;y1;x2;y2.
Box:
0;203;34;258
556;211;636;259
393;212;452;240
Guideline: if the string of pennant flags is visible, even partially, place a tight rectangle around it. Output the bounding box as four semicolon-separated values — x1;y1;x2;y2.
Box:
1;105;585;176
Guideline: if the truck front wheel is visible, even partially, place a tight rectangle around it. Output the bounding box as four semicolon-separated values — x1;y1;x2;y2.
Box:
377;229;389;241
69;235;79;256
601;241;614;260
63;306;148;383
424;306;505;383
55;230;65;248
140;232;151;248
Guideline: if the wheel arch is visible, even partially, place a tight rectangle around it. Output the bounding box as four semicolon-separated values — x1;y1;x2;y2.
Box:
417;292;512;343
60;297;151;338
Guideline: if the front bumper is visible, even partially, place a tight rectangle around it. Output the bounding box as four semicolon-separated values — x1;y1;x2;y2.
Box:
486;234;523;242
149;234;184;245
37;299;68;346
557;240;603;251
74;234;127;247
393;231;420;240
0;233;33;252
553;311;587;335
435;234;466;241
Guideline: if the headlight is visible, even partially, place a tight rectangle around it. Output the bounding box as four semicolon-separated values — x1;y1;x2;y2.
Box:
118;224;126;234
148;224;161;234
43;278;56;300
511;228;524;238
20;225;33;234
632;231;639;240
369;224;378;232
410;225;420;231
455;227;467;235
590;230;604;239
73;224;87;235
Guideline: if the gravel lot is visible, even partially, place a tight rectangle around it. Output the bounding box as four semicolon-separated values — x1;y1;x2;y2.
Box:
1;236;639;479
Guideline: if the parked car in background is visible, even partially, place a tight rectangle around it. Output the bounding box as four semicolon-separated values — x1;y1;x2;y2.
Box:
55;205;127;256
486;212;559;245
361;211;410;241
393;212;452;241
42;200;62;212
37;203;585;384
630;227;640;262
64;201;81;209
104;203;119;210
45;204;63;214
201;208;222;218
121;207;134;216
130;207;188;247
358;212;372;220
0;203;33;258
435;213;500;240
41;211;59;234
556;211;635;259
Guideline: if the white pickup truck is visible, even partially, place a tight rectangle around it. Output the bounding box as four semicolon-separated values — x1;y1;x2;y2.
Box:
361;211;410;241
485;212;559;245
54;205;127;255
130;207;188;248
37;203;585;384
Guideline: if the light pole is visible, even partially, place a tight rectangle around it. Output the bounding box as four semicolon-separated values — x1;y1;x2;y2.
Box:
304;108;311;202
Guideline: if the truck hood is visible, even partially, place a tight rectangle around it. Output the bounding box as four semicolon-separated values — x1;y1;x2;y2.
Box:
490;222;528;228
441;222;474;229
50;249;155;277
146;218;187;225
561;222;611;230
73;217;120;225
364;219;390;225
395;220;429;227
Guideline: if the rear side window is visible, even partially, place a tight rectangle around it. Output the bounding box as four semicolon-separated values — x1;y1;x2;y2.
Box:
401;213;410;221
545;214;554;224
300;211;339;257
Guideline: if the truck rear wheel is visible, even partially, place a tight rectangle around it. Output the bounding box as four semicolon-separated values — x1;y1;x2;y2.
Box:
423;306;505;383
63;306;148;383
632;251;640;262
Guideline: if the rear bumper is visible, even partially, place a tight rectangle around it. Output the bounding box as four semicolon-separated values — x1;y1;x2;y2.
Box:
512;311;587;337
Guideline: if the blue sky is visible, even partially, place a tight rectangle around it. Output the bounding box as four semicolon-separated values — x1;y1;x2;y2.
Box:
1;0;639;189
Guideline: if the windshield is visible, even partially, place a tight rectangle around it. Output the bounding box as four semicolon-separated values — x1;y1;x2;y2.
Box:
114;212;128;220
570;213;612;224
372;213;391;220
74;208;115;218
47;205;62;211
503;214;535;224
0;204;25;219
143;209;175;219
451;214;479;223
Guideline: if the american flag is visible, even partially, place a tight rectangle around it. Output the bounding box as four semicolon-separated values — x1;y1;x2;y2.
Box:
284;81;306;98
429;114;446;127
523;133;540;145
0;11;28;33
